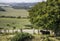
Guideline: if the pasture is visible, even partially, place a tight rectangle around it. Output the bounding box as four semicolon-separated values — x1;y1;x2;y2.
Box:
0;7;31;29
0;34;60;41
0;34;15;41
0;7;29;17
0;18;31;29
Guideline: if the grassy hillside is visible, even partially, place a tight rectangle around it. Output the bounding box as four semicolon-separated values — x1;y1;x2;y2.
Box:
0;7;29;17
0;7;30;29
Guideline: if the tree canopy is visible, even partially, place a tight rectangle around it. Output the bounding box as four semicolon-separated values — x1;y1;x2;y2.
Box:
29;0;60;33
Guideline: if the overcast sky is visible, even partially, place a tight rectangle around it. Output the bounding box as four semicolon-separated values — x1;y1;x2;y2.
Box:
0;0;45;3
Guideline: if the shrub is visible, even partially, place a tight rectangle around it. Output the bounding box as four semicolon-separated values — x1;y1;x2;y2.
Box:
13;26;16;29
11;33;33;41
17;16;21;19
7;24;10;27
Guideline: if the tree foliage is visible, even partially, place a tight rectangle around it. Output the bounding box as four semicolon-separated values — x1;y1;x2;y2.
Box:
11;33;33;41
29;0;60;34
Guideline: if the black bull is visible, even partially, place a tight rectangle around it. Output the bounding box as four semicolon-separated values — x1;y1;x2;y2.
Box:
40;30;50;34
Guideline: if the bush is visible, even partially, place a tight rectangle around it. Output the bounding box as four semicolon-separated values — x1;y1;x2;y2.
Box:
11;33;33;41
17;16;21;19
7;24;10;26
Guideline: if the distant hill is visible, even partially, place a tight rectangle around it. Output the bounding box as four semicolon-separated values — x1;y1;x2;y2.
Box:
10;3;37;9
0;3;37;9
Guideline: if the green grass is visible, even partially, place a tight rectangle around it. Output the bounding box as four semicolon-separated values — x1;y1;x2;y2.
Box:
0;7;29;17
0;34;15;41
0;18;31;29
0;34;60;41
0;7;31;29
31;34;60;41
0;7;32;41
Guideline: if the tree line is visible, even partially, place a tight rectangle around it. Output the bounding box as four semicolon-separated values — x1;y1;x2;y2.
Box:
0;16;29;19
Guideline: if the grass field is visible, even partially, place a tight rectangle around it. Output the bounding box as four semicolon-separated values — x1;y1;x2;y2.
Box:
31;35;60;41
0;34;15;41
0;7;29;17
0;7;31;29
0;34;60;41
0;7;32;41
0;18;31;29
0;7;60;41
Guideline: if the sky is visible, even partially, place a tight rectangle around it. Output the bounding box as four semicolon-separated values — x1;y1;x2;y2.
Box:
0;0;45;3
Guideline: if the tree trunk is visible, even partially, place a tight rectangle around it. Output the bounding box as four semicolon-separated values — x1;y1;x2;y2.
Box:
7;30;9;33
20;29;23;33
38;29;40;34
4;30;6;34
33;28;35;34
